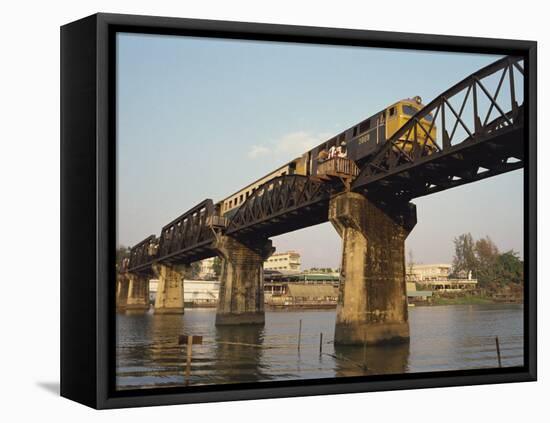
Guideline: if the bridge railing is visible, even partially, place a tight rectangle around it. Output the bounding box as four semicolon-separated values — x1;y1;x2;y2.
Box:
353;55;524;195
127;234;159;272
207;215;229;229
317;157;360;179
226;174;334;235
157;199;216;261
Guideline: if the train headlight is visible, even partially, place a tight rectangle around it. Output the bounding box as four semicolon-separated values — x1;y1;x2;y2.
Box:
414;95;422;104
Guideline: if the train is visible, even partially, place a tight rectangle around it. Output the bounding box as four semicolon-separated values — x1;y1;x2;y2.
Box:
218;96;436;216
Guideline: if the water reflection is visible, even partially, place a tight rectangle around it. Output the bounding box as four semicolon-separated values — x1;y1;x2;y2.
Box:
116;305;524;390
333;342;410;377
116;313;188;387
148;314;185;374
213;325;270;383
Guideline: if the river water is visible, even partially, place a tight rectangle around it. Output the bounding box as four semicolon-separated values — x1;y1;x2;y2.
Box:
116;304;524;390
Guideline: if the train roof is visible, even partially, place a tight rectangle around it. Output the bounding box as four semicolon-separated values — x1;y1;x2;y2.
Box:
218;160;299;203
216;96;428;206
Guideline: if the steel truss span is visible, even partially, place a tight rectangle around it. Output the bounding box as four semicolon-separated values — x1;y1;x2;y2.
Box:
352;56;524;203
226;174;336;238
128;200;217;274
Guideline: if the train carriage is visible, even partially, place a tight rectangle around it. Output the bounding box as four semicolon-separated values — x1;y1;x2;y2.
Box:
218;96;436;216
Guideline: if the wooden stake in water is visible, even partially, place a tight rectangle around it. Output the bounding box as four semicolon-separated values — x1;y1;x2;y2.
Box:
495;336;502;368
297;319;302;351
319;332;323;356
362;327;368;371
185;335;193;386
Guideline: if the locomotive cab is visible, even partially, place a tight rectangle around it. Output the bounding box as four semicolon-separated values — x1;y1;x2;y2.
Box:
386;96;437;154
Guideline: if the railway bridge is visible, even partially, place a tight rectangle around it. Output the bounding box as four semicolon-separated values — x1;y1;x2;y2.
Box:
118;56;525;345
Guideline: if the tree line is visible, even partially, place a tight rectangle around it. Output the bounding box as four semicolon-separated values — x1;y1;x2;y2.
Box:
451;233;523;289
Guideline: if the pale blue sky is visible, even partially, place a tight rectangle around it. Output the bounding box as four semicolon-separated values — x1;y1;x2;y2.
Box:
116;33;523;268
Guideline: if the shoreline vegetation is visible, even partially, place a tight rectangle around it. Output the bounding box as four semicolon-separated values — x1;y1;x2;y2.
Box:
418;295;522;306
406;232;524;308
263;293;522;310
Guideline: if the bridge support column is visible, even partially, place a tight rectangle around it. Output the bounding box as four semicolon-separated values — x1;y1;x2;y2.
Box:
116;274;129;312
329;192;417;345
126;274;150;312
153;264;185;314
214;236;274;325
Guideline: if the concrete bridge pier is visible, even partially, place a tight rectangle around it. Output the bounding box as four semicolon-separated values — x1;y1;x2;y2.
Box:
153;264;186;314
214;236;275;325
125;274;150;312
116;274;129;313
329;191;417;345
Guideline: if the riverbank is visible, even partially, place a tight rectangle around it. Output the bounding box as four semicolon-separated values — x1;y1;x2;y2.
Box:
424;295;522;306
429;295;495;305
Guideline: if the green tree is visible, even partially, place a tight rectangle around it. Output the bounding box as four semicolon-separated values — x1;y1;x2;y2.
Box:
451;233;523;290
495;250;524;285
407;249;415;277
116;245;130;272
451;233;477;277
474;236;499;287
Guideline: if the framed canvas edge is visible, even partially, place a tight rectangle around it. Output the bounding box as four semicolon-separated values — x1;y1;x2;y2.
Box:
61;13;99;409
61;12;537;410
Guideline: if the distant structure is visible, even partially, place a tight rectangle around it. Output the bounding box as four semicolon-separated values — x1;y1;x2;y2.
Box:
303;268;340;277
149;279;158;304
183;280;219;307
266;283;338;309
264;270;338;307
264;251;301;272
197;257;217;279
407;263;477;291
407;263;451;281
149;279;219;307
406;282;433;303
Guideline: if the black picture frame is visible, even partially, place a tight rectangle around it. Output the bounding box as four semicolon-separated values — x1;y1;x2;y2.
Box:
60;12;537;409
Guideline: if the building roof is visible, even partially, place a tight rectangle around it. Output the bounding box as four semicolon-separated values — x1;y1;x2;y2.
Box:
419;279;477;286
408;290;433;297
269;251;300;257
301;273;339;280
287;284;338;298
265;272;340;282
412;263;451;269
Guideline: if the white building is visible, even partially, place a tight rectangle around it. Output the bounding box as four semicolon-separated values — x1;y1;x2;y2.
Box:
197;257;217;279
407;263;451;281
264;251;301;272
303;268;340;278
149;279;220;307
183;280;219;306
407;263;477;291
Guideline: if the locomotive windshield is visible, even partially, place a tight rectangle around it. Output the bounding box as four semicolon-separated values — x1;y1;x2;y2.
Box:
403;104;434;122
403;105;418;115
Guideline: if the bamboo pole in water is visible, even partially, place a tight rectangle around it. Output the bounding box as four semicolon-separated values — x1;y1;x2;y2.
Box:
185;336;193;386
297;319;302;351
495;336;502;368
